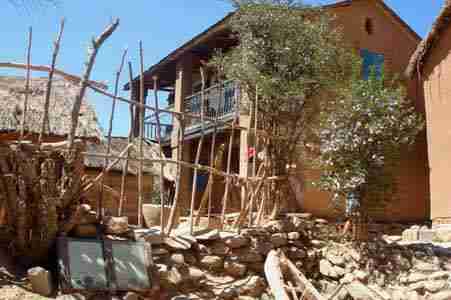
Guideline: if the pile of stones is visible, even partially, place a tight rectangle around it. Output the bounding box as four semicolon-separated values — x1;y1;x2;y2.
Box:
147;214;451;300
317;239;451;300
147;214;340;299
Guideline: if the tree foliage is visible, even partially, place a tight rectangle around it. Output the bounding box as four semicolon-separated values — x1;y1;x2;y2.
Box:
315;69;424;216
213;0;353;173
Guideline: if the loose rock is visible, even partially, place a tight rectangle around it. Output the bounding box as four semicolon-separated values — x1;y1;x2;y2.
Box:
200;255;224;271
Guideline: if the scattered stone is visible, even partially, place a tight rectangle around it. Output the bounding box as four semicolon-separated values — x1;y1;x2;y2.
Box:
224;235;249;249
326;253;345;266
383;235;402;243
241;228;268;237
200;255;224;271
315;218;328;225
209;241;230;256
103;216;128;235
252;240;273;256
311;240;326;248
195;229;220;241
406;291;421;300
164;237;192;250
123;292;139;300
286;247;306;260
264;220;293;233
170;253;185;265
408;281;425;292
219;287;238;300
288;232;300;240
270;233;288;247
152;248;169;256
56;294;86;300
224;260;247;278
350;270;367;282
238;275;266;297
320;259;344;279
415;261;440;272
429;291;451;300
406;272;428;284
166;266;183;286
425;280;447;293
232;249;264;263
349;249;362;262
188;267;205;281
429;271;450;281
392;290;406;300
27;266;53;297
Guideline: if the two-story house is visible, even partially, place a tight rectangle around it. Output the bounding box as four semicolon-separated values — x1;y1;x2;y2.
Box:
126;0;429;223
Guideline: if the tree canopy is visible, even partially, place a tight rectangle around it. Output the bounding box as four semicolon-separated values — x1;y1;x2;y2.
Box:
315;69;424;217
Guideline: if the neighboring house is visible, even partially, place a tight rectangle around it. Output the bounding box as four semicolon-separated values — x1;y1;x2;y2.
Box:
406;1;451;225
85;137;175;224
0;76;175;225
0;76;102;142
126;0;429;222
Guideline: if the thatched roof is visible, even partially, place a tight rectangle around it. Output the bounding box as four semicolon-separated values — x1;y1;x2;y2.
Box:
85;137;176;180
0;76;103;139
406;0;451;78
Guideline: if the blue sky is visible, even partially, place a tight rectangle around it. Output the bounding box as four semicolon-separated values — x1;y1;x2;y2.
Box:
0;0;446;136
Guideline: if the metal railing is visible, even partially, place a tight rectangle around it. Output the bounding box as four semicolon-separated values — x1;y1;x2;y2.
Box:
145;122;173;141
184;80;238;126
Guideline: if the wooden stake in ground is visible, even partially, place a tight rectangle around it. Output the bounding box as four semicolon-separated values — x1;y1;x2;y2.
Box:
206;64;222;226
249;85;259;226
20;27;32;139
165;114;185;234
194;144;225;226
152;76;167;235
264;250;290;300
188;67;206;234
118;62;136;216
137;41;145;227
221;84;239;229
98;48;127;219
39;19;65;144
68;18;119;149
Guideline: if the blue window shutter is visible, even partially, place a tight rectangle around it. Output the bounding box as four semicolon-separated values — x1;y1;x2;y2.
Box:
361;49;384;80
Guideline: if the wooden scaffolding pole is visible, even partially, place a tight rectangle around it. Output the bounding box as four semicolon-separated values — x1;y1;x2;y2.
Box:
137;41;145;227
151;75;167;235
39;19;65;144
221;83;239;229
165;113;185;234
189;66;206;234
98;48;127;220
249;85;259;226
206;66;222;226
118;62;136;216
20;27;32;139
68;19;119;149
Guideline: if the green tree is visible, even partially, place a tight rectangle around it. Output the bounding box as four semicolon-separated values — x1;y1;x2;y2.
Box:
315;69;424;234
213;0;354;218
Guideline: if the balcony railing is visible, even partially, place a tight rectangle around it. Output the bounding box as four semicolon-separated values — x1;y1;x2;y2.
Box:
144;81;238;141
184;80;238;127
145;122;173;142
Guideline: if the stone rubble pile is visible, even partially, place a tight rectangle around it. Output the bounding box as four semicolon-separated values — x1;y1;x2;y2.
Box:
148;213;335;299
145;215;451;300
317;239;451;300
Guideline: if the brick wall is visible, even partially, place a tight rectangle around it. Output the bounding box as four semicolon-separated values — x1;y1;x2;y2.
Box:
298;0;430;222
421;23;451;222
